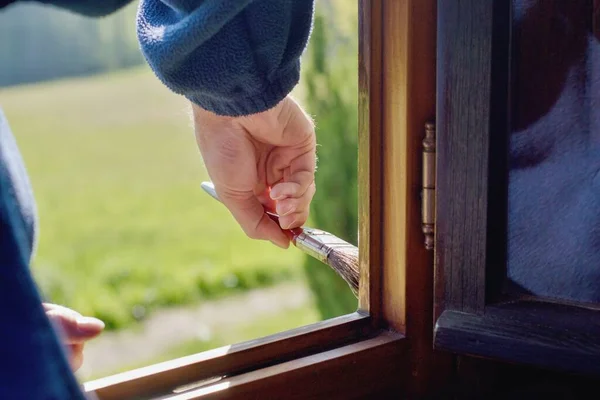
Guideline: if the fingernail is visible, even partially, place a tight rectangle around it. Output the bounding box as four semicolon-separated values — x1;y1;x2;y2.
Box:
277;205;293;216
77;317;105;333
270;190;283;200
282;218;298;230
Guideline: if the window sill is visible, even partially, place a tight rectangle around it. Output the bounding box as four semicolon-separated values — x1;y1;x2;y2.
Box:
146;330;406;400
85;312;374;399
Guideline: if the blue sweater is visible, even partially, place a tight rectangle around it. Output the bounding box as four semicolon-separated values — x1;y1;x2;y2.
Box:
1;0;314;116
137;0;315;116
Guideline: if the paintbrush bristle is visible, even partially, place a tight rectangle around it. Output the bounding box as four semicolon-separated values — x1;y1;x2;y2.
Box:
327;247;359;298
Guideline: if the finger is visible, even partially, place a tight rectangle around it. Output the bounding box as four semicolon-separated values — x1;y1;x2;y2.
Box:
75;316;106;338
270;179;313;201
275;197;299;217
275;182;315;215
286;152;316;192
277;182;315;229
278;209;310;231
43;303;58;311
266;118;315;197
275;181;315;218
278;101;317;201
219;189;290;249
245;97;316;197
46;309;105;344
67;343;84;372
43;303;81;316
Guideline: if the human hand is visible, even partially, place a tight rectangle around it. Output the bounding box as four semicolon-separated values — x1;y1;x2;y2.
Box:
44;303;105;372
193;95;316;249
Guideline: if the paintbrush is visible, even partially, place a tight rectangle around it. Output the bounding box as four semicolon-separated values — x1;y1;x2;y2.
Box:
200;181;359;297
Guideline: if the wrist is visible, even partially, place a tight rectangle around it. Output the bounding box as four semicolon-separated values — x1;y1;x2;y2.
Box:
192;96;287;134
188;64;300;118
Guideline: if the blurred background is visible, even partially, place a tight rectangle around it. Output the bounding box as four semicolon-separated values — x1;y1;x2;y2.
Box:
0;0;358;381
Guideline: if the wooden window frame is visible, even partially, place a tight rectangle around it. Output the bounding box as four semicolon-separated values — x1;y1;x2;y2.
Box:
433;0;600;376
84;1;439;398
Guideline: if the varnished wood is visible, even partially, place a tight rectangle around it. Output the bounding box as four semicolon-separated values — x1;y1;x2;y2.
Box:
380;0;452;397
445;356;600;399
435;300;600;375
485;0;510;303
153;332;406;400
85;2;443;398
381;0;410;335
358;0;383;323
85;313;371;399
434;0;495;317
432;0;600;379
595;0;600;39
87;3;393;396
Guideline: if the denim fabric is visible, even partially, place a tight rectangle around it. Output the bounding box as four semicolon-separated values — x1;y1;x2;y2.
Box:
0;109;86;399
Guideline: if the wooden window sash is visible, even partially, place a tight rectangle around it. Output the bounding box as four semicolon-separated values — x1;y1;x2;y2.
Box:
84;0;440;398
127;331;406;400
435;300;600;376
85;1;385;396
84;313;372;399
433;0;600;376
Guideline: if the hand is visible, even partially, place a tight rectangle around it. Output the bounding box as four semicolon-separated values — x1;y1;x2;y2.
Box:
44;303;105;372
193;95;317;248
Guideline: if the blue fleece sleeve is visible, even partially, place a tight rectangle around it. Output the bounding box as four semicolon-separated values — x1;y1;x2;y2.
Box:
137;0;315;116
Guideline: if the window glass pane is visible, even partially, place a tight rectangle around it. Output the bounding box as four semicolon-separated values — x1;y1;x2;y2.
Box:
0;0;358;381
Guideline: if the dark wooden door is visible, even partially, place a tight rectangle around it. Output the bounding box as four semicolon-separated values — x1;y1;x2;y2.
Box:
432;0;600;396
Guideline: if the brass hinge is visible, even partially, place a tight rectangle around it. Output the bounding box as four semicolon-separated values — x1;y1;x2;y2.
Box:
422;122;436;251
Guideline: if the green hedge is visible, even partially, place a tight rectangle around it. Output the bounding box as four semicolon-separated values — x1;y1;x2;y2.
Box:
301;8;359;319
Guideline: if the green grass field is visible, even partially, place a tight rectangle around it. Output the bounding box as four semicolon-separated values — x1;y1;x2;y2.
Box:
0;67;309;329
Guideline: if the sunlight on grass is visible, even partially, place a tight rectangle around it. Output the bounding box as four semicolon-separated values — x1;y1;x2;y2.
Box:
0;66;309;329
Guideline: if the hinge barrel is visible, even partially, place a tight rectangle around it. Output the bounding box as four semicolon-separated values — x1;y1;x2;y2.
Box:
422;122;436;250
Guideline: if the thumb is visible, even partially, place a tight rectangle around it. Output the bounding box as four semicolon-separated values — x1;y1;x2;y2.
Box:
218;188;290;249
